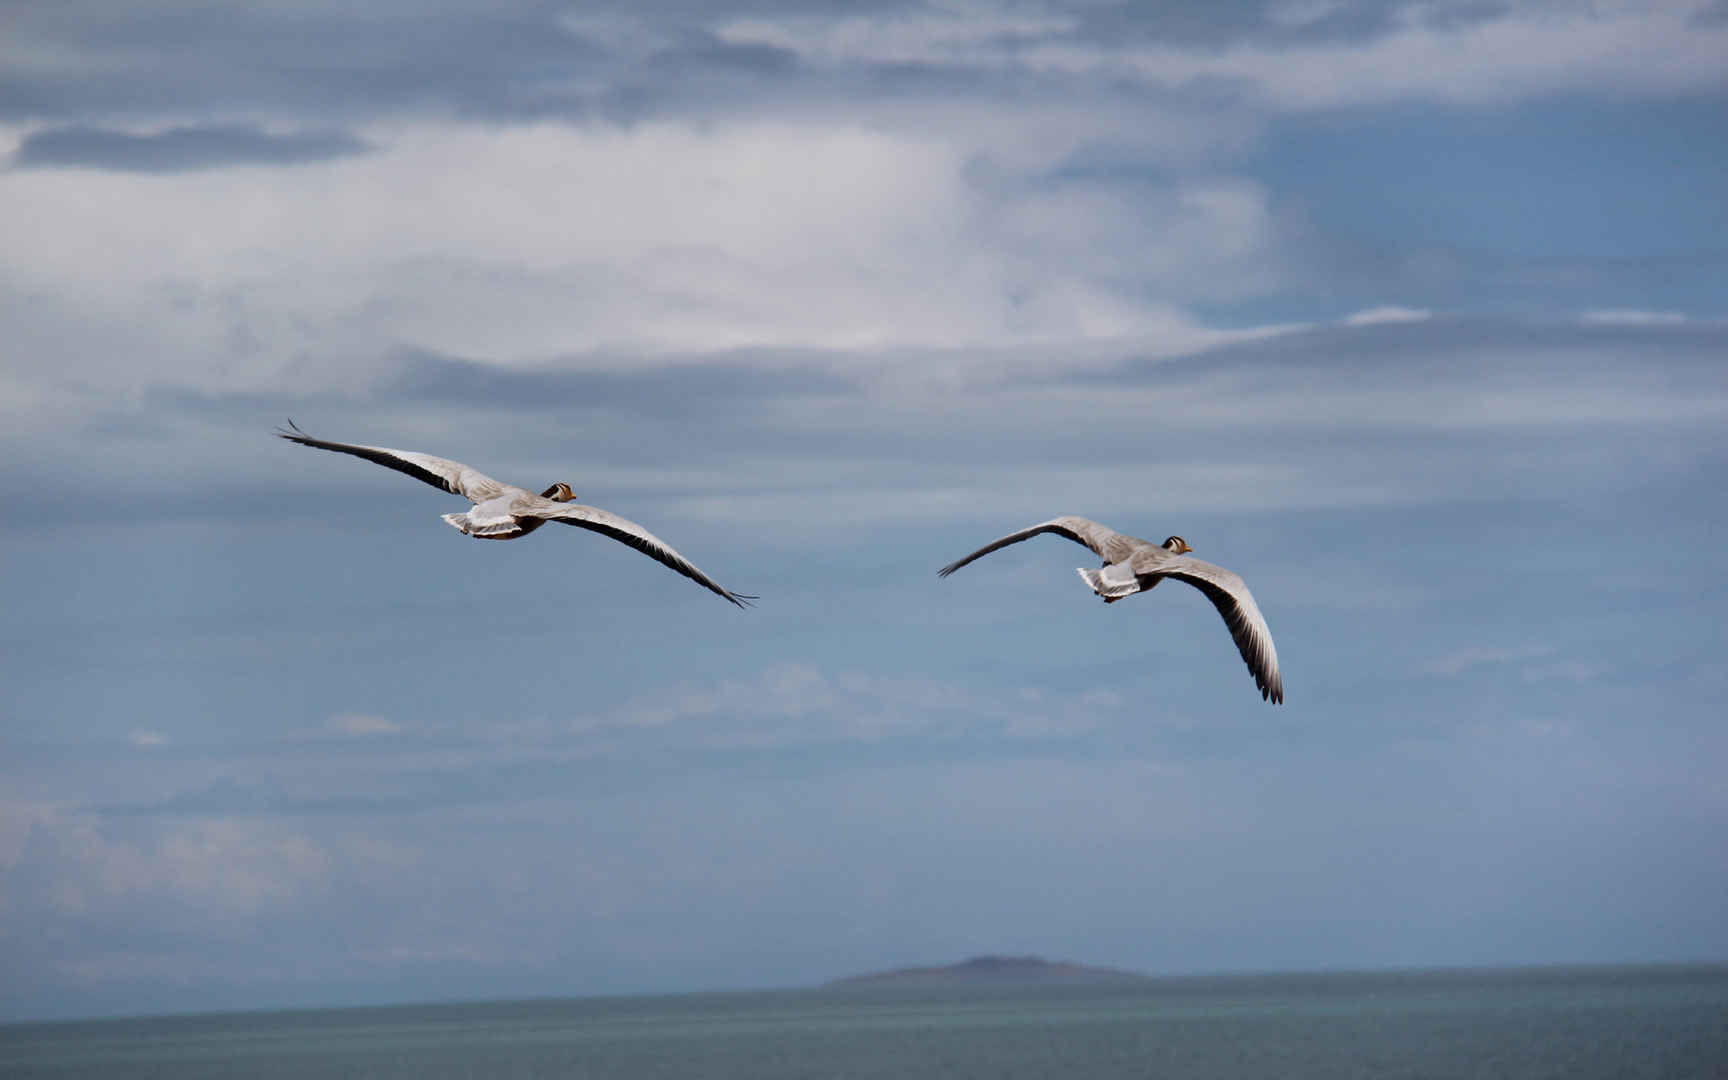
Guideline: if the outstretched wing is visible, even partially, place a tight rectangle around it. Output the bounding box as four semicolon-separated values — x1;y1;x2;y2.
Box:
1158;557;1284;704
938;516;1121;578
530;502;756;608
275;420;512;505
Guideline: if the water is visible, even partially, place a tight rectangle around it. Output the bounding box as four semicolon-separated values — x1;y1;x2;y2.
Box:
2;966;1724;1079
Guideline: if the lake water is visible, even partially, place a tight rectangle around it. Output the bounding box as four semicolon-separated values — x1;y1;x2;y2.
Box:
2;965;1724;1079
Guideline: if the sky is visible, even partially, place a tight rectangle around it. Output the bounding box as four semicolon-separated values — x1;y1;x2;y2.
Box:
1;0;1726;1022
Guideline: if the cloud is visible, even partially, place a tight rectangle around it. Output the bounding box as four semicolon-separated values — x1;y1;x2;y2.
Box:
2;5;1719;429
327;713;403;737
5;309;1724;547
0;801;45;871
1345;305;1430;325
597;664;1116;746
5;810;329;920
378;348;860;415
7;2;1716;140
720;1;1728;109
1075;316;1728;439
1580;308;1691;326
1423;644;1556;677
0;2;602;123
10;124;371;173
0;115;1302;432
9;720;1727;1019
1519;661;1599;685
1115;2;1728;109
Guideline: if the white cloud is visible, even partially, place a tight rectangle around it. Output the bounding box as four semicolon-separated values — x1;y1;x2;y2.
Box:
1521;660;1599;684
706;1;1728;110
1424;644;1555;677
0;117;1296;415
8;811;329;921
6;6;1719;441
328;713;403;737
657;460;1438;537
0;801;50;872
1267;0;1350;29
593;664;1124;747
1026;2;1728;108
1580;309;1691;326
1346;305;1431;326
715;5;1079;70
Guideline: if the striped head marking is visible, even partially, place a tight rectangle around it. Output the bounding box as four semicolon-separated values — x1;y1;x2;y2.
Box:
1163;535;1193;554
541;482;576;502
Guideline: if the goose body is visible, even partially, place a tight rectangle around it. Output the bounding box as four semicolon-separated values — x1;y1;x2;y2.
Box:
939;516;1282;703
277;421;754;607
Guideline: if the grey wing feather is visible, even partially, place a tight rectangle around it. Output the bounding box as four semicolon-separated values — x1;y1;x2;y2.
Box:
275;420;511;504
938;516;1120;577
531;503;756;608
1158;557;1284;704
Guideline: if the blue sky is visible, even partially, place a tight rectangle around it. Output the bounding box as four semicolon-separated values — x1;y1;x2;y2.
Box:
2;0;1726;1021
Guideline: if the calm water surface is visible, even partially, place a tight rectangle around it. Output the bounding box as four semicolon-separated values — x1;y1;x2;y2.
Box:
2;966;1724;1079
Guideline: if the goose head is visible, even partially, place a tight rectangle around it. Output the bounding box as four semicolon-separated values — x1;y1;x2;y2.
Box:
541;482;577;502
1162;535;1192;554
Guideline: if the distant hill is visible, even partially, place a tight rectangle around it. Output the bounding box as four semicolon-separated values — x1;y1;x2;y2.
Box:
828;954;1149;986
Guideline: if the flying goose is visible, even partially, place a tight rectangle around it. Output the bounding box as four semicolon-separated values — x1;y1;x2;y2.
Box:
939;516;1282;703
276;421;755;607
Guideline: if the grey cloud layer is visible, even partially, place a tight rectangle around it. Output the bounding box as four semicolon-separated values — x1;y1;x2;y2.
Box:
8;314;1722;536
11;125;372;172
5;1;1723;128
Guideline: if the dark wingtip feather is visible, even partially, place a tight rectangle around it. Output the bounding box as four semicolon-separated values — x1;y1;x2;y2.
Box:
936;556;974;578
1260;671;1284;704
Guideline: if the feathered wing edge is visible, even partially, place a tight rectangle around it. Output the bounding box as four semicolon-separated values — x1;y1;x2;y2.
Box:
938;516;1116;577
1162;562;1284;704
274;419;507;504
535;503;756;608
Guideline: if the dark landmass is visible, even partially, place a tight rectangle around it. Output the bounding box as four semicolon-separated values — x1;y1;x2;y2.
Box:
827;954;1150;987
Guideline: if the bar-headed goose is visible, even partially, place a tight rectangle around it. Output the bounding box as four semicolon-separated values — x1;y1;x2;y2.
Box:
277;421;754;607
939;516;1281;703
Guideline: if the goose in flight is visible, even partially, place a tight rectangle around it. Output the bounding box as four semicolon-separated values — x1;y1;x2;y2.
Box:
276;421;755;607
939;516;1282;703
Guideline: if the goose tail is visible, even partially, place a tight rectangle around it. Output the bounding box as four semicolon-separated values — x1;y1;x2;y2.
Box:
1077;566;1139;600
